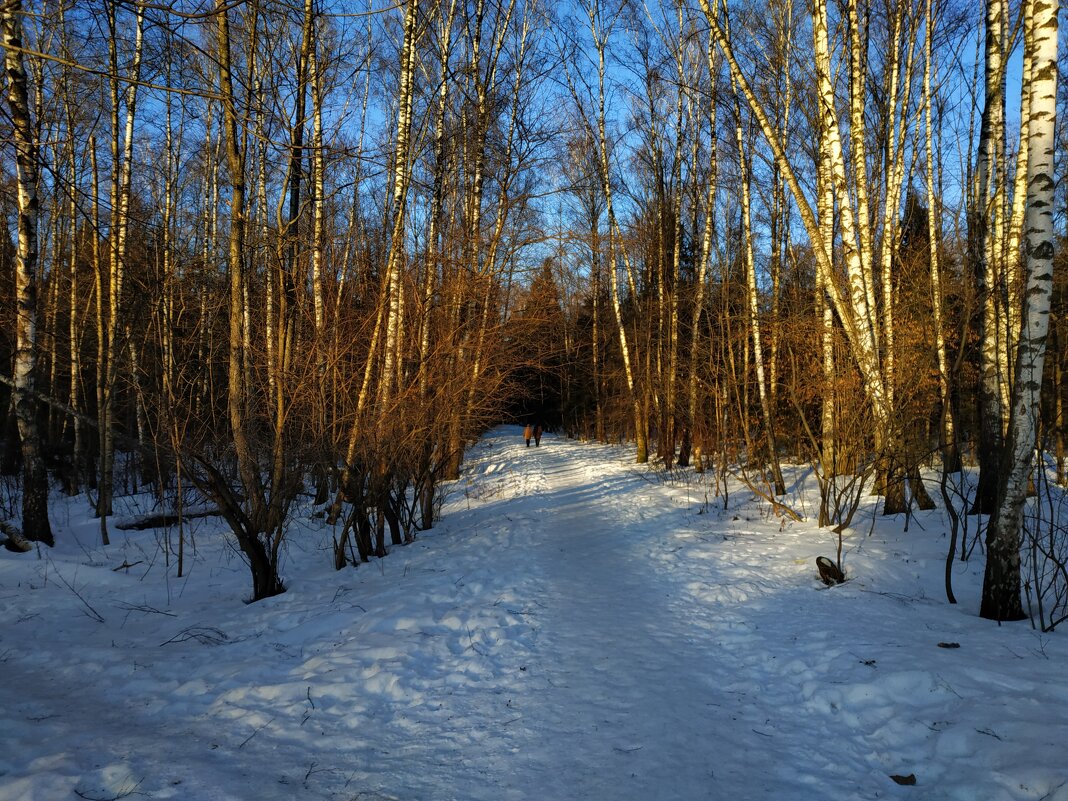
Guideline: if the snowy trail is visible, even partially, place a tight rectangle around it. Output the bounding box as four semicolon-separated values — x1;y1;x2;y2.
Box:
481;450;726;799
479;442;862;800
2;426;1067;801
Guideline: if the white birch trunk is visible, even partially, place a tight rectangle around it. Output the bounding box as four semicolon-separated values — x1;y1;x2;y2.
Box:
924;0;958;470
2;1;53;545
732;83;784;494
378;0;420;409
980;0;1057;622
684;25;718;468
974;0;1009;512
589;0;646;462
100;1;145;521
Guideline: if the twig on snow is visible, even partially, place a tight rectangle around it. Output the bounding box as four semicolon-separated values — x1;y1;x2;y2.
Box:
238;716;276;749
48;560;105;623
114;601;176;617
158;626;228;646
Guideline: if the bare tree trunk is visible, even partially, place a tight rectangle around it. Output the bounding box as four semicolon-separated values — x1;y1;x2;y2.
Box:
63;70;83;492
731;80;784;494
418;0;456;403
2;0;53;546
817;144;836;491
877;4;918;515
413;0;456;530
99;0;145;525
681;26;718;469
309;8;326;376
980;0;1057;622
925;0;959;473
589;0;646;463
216;0;284;601
378;0;420;409
591;208;603;442
973;0;1007;514
463;8;527;434
90;136;103;497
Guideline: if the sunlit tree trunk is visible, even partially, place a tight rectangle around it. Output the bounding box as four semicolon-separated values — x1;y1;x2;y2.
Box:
731;79;784;494
1003;19;1032;395
62;61;83;491
414;0;457;528
765;1;794;428
418;0;456;402
99;0;144;525
378;0;420;409
880;5;929;513
816;125;836;492
464;6;526;435
589;0;646;462
681;25;718;470
662;8;686;467
216;0;284;601
925;0;959;473
309;19;326;360
90;137;104;497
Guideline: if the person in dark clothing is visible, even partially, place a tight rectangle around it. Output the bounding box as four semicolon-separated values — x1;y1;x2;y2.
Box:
534;424;543;447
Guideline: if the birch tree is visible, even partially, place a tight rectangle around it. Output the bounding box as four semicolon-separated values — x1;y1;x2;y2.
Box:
98;0;145;529
730;70;785;493
2;0;53;546
924;0;959;473
679;21;718;470
701;0;935;512
980;0;1058;622
587;0;648;462
972;0;1009;514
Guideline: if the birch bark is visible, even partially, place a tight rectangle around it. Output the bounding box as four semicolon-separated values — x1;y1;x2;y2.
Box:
99;0;144;525
378;0;420;409
590;0;647;462
980;0;1058;622
2;0;53;545
731;81;784;494
974;0;1008;514
924;0;959;472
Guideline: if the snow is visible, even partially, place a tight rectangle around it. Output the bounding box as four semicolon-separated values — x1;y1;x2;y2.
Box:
1;426;1066;801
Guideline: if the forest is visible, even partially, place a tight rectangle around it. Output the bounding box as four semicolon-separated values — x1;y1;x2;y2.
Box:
0;0;1064;624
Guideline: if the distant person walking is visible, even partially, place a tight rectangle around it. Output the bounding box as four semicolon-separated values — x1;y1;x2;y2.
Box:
534;424;543;447
523;423;534;447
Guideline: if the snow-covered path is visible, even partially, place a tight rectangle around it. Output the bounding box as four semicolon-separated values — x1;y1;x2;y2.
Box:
470;439;901;800
2;427;1067;801
471;449;727;799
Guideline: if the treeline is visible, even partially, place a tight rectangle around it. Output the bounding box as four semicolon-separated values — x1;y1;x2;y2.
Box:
0;0;1064;620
